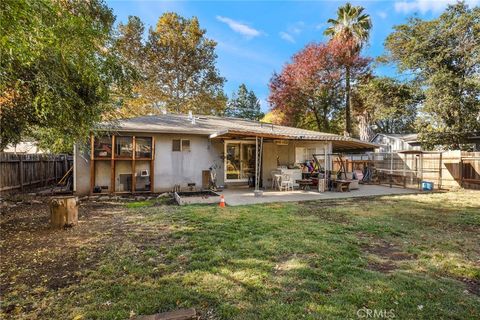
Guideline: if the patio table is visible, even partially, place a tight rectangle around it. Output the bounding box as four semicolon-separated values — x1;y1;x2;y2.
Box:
296;179;313;191
333;179;351;192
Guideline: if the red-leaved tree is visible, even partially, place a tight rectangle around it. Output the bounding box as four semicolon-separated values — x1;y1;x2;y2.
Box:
269;39;370;134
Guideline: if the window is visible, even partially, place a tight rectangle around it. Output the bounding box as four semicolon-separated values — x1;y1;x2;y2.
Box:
172;139;190;152
295;147;321;164
135;137;152;158
94;136;112;158
115;136;133;158
181;139;190;151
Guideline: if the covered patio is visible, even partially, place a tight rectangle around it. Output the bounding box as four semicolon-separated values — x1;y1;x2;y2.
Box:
222;184;419;206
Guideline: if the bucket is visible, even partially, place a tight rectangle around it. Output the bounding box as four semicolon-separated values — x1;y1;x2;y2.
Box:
421;181;433;191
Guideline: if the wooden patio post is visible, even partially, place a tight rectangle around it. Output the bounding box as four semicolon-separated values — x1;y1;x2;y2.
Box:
150;136;155;192
90;134;95;195
132;136;136;193
111;135;115;194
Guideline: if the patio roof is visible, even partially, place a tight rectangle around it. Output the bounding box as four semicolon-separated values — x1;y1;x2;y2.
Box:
97;113;378;151
209;129;378;151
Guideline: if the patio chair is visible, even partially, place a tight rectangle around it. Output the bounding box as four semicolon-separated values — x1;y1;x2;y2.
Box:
280;174;294;191
271;170;281;189
274;174;283;191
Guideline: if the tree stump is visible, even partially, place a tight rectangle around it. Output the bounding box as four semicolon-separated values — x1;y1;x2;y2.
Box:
49;196;79;228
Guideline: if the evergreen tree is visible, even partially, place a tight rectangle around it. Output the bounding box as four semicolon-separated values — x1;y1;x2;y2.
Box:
226;84;264;120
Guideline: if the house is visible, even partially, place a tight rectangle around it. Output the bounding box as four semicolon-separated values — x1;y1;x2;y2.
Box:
370;133;421;153
3;141;44;154
74;113;378;195
371;132;480;152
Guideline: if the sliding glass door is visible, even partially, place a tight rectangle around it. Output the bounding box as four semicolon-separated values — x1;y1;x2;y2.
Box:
225;141;255;182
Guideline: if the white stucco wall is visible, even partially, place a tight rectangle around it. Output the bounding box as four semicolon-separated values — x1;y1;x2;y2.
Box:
152;134;223;191
74;134;333;195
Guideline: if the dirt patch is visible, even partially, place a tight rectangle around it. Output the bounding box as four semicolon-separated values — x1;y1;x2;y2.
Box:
362;241;416;261
357;234;416;273
457;277;480;296
0;202;125;295
367;261;397;273
0;199;175;317
295;205;352;223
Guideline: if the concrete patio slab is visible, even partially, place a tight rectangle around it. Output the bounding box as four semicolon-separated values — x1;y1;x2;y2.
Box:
221;185;420;206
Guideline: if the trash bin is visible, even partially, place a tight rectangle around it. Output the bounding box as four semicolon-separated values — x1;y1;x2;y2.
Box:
421;181;433;191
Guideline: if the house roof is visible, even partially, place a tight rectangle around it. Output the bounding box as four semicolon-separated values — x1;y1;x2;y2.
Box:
371;133;419;143
98;114;378;151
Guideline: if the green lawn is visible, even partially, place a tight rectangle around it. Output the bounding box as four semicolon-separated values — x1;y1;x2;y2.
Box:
1;191;479;319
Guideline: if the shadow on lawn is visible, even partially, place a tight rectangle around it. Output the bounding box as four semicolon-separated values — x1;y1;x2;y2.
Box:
1;194;479;319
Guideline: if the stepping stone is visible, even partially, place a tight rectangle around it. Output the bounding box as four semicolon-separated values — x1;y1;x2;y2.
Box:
135;308;196;320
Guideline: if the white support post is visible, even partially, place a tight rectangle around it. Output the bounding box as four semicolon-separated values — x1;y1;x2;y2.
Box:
254;136;263;196
255;136;258;190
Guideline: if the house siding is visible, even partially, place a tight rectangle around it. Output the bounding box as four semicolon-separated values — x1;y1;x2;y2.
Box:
74;133;334;195
74;133;225;195
371;134;421;153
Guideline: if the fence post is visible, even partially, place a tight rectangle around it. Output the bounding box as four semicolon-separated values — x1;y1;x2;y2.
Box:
19;155;24;192
43;156;47;187
54;156;58;183
438;153;443;190
460;158;464;188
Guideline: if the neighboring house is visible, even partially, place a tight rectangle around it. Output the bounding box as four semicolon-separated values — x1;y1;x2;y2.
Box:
3;141;44;154
371;132;480;152
370;133;421;153
74;113;378;195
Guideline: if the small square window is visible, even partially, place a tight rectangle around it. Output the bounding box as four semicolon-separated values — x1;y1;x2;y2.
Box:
181;139;190;152
172;139;181;152
172;139;190;152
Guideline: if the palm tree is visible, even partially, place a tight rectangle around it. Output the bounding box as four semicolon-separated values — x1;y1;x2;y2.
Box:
324;2;371;136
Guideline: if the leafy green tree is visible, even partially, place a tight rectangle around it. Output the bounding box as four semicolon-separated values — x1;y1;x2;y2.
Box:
384;2;480;149
324;2;372;136
225;84;264;120
0;0;130;152
144;13;226;115
111;16;153;118
353;77;422;141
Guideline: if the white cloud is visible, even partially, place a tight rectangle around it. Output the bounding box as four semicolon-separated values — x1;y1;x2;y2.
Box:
279;31;295;43
395;0;480;14
216;16;261;38
377;10;388;19
279;21;304;43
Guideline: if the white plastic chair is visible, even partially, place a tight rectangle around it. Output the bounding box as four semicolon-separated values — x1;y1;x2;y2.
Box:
274;174;283;191
271;170;281;189
280;174;293;191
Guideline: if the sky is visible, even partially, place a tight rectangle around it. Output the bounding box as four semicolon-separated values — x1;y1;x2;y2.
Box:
106;0;480;112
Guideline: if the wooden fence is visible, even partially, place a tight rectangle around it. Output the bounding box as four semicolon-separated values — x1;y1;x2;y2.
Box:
0;153;73;192
333;151;480;190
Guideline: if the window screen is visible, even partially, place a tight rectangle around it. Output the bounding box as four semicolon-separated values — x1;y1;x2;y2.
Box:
172;139;181;152
181;139;190;151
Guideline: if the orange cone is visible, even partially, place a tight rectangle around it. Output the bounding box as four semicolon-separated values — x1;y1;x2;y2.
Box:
219;195;225;208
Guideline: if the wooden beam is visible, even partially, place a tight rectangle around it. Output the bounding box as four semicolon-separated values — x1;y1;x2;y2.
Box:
90;134;95;194
132;136;136;193
150;136;155;192
111;135;115;194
